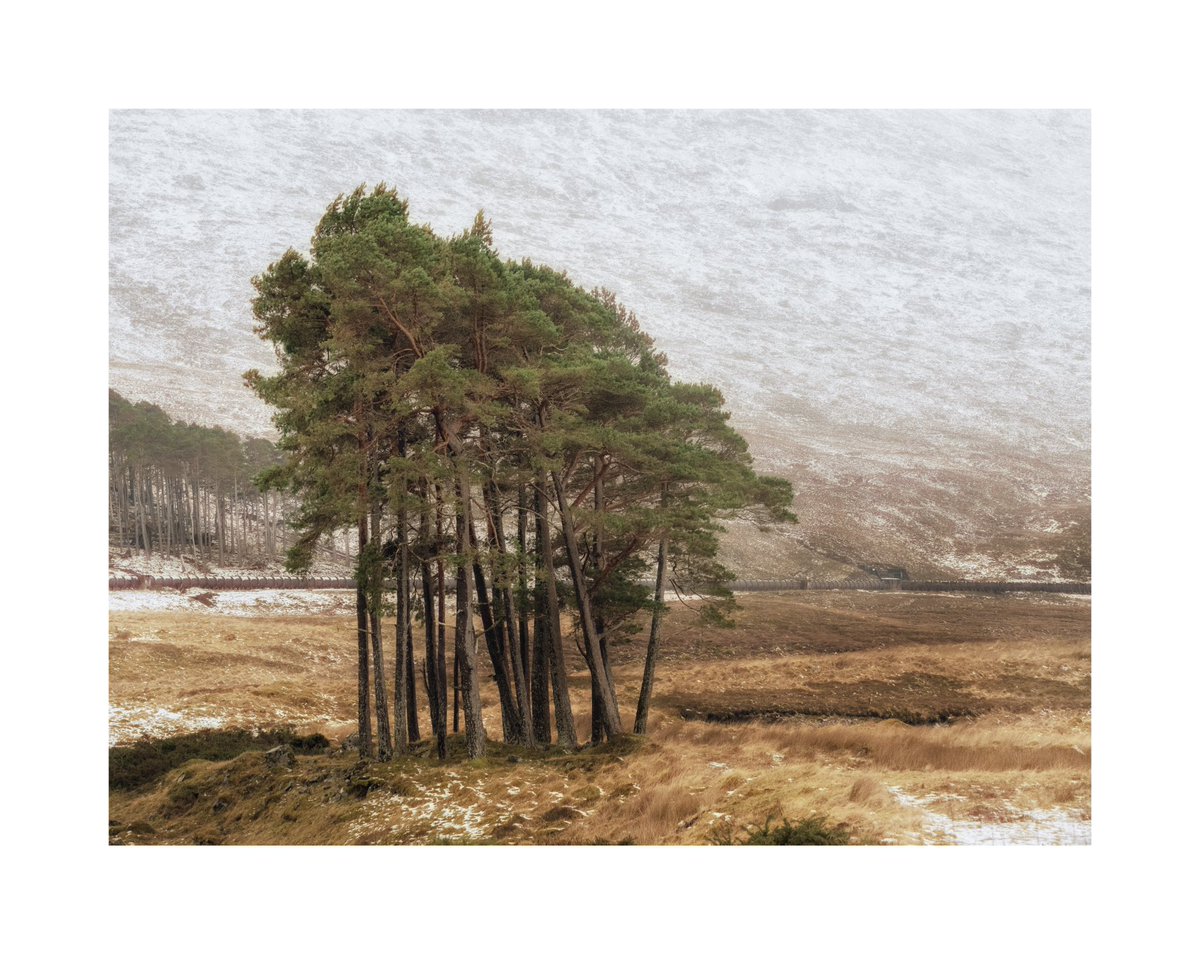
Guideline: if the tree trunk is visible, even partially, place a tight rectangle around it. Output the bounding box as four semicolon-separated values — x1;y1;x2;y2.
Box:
217;490;226;564
530;605;552;746
437;553;448;756
517;482;532;702
534;473;578;748
393;434;411;753
406;623;420;743
356;511;373;759
191;471;201;557
135;465;150;556
421;512;444;758
394;502;410;753
421;500;446;760
428;413;487;760
485;482;533;747
551;470;622;738
473;565;518;743
590;467;607;745
369;493;392;761
468;520;521;744
635;528;670;735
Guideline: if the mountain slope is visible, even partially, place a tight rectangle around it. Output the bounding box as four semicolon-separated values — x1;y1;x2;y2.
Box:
109;109;1090;580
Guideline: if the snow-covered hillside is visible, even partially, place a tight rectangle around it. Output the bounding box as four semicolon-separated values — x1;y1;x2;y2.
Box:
109;110;1090;580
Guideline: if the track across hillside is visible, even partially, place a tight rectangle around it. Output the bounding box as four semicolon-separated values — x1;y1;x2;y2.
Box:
109;575;1089;595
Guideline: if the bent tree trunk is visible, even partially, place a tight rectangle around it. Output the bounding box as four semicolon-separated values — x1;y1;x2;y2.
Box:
551;470;622;738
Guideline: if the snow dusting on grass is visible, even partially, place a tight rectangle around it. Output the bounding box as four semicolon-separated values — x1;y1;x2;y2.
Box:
110;588;356;616
109;704;226;746
888;786;1090;846
349;776;491;843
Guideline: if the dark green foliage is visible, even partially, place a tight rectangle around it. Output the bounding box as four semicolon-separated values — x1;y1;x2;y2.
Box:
108;729;329;791
711;814;854;845
245;184;798;754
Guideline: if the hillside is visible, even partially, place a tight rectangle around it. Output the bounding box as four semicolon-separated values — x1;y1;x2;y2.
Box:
109;110;1090;581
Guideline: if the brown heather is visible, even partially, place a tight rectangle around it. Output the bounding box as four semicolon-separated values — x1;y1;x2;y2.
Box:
109;590;1090;845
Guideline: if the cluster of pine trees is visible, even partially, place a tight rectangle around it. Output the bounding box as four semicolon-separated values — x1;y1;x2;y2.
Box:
108;390;288;564
247;184;794;757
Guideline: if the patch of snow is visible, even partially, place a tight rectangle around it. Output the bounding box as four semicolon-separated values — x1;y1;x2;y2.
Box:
110;587;356;616
109;704;226;746
888;786;1090;846
349;777;491;842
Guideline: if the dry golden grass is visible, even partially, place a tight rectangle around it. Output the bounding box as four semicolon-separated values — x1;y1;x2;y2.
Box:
109;591;1090;845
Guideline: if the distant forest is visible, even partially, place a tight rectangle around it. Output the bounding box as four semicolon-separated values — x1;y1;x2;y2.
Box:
108;389;296;565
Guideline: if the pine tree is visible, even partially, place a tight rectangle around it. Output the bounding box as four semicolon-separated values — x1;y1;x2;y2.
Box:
246;184;796;761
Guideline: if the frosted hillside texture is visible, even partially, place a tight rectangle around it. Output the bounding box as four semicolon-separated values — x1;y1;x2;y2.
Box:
109;110;1090;581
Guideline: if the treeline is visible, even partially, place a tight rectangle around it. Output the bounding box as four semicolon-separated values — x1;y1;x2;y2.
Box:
108;390;289;564
248;184;795;758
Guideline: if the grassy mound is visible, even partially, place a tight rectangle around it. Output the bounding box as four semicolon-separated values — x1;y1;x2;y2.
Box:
110;728;330;791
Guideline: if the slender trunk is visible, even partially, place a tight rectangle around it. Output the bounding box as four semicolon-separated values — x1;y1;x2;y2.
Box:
635;525;670;735
453;644;461;734
406;614;420;742
468;519;520;744
530;601;552;746
433;411;486;759
370;492;392;761
517;482;532;701
134;465;150;556
486;481;533;747
114;458;125;546
394;496;410;753
232;474;238;559
436;535;448;757
551;469;622;737
356;511;372;759
145;470;157;551
191;470;200;557
164;472;172;556
421;502;444;759
217;490;225;564
452;463;486;759
534;473;577;748
590;467;606;745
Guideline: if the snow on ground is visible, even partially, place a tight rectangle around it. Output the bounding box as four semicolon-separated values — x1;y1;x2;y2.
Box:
109;587;357;616
109;704;227;746
109;547;354;580
888;786;1090;846
349;774;492;843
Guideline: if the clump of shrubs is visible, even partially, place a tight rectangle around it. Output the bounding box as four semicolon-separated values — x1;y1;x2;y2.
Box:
110;729;330;791
712;814;853;846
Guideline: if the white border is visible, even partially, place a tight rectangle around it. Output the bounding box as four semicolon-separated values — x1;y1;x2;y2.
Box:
7;1;1195;949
